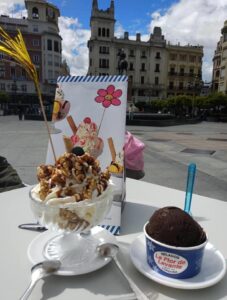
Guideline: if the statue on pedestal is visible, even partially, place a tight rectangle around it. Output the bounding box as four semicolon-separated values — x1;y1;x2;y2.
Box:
117;48;128;75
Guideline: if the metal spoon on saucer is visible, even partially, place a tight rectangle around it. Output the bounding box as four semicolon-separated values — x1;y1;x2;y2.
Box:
20;260;61;300
97;243;149;300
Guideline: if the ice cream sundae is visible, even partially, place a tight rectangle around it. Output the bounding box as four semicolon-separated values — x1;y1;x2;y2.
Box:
30;152;113;232
64;115;103;158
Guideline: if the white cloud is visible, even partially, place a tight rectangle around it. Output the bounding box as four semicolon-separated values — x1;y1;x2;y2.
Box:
0;0;26;17
58;16;90;75
149;0;227;82
60;0;68;8
115;21;125;38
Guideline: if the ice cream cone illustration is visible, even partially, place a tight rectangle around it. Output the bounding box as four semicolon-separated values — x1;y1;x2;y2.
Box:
107;137;124;176
67;115;78;135
108;137;116;162
63;135;74;153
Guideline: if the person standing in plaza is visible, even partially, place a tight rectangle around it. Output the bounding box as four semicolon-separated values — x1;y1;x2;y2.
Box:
18;105;24;121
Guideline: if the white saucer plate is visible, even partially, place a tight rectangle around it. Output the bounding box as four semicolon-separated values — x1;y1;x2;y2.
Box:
28;226;117;276
130;234;226;289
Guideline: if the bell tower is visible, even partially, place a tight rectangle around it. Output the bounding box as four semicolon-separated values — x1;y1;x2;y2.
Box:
110;0;114;14
25;0;59;25
92;0;98;12
88;1;116;76
90;0;115;40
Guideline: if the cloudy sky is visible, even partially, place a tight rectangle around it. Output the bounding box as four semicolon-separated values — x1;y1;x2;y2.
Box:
1;0;227;82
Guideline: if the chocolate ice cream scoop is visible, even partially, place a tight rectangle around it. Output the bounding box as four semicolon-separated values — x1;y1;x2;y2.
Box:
146;206;206;247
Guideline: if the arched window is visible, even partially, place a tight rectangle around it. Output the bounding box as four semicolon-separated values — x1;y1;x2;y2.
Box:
216;70;220;78
106;28;110;37
46;7;55;19
32;7;39;19
102;28;106;37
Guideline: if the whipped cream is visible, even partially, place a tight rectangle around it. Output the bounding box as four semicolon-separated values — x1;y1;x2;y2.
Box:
30;183;114;232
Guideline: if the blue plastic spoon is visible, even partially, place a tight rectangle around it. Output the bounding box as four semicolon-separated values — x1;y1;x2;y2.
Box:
184;163;197;214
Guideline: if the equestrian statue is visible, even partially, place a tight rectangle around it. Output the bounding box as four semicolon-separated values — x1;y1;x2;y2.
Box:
117;48;128;75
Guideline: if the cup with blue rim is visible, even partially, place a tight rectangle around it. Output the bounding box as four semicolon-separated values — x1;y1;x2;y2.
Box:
144;223;207;279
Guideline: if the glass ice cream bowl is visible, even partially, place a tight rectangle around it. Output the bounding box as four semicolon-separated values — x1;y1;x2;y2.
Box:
29;182;114;266
29;151;116;266
30;183;114;234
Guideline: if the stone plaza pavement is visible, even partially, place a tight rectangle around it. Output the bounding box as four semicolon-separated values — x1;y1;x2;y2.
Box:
0;115;227;202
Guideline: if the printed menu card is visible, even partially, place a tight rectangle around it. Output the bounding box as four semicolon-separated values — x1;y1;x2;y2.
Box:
46;75;128;234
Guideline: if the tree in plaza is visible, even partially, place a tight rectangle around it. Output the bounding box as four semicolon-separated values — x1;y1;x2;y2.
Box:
207;92;227;111
0;91;9;103
165;95;192;117
193;96;209;109
134;101;146;112
165;97;176;114
150;99;167;112
0;92;9;115
0;91;9;107
176;95;193;117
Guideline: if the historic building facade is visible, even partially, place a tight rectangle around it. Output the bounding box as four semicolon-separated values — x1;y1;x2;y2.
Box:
212;20;227;94
0;0;69;111
87;0;203;102
167;45;203;98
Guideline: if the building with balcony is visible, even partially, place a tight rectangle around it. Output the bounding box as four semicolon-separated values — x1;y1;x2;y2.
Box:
212;20;227;94
0;0;69;112
87;0;204;102
167;44;203;97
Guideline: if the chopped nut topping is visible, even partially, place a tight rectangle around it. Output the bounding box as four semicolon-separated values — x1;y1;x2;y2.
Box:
37;152;110;201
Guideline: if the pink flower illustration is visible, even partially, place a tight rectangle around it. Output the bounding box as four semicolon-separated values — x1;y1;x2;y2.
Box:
95;85;122;108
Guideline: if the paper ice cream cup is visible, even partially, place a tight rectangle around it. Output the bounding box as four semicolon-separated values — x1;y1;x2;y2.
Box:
144;222;207;279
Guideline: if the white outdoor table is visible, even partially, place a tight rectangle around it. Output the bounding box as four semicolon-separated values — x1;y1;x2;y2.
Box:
1;178;226;300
